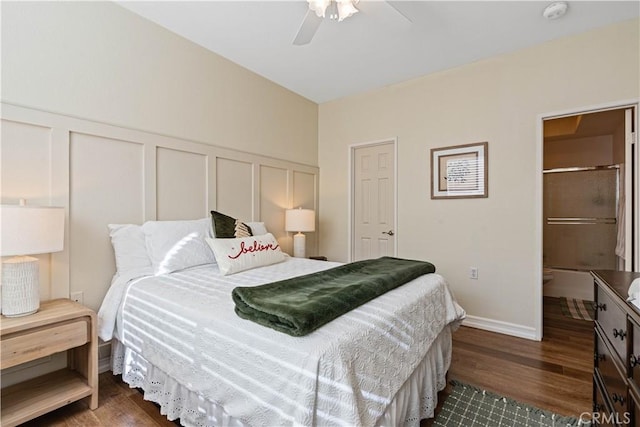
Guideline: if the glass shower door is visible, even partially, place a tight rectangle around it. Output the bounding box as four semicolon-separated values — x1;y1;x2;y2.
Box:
543;168;618;271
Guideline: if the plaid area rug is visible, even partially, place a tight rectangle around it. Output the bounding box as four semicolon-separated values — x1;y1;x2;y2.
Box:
433;381;582;427
559;297;595;321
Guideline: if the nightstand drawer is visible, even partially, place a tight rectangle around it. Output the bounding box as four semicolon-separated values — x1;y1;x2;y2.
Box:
1;299;98;425
1;319;89;370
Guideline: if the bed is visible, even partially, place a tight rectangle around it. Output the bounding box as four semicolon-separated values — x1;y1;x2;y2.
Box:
98;217;465;427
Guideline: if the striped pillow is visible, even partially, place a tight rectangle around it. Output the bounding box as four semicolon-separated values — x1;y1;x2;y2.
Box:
211;210;253;238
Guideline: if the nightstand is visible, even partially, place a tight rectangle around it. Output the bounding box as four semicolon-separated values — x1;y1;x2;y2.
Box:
0;299;98;427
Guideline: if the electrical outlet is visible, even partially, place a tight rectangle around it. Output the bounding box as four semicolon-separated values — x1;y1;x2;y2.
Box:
70;291;84;305
469;267;478;280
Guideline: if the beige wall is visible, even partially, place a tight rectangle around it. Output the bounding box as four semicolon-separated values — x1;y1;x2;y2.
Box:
1;1;318;166
318;19;640;336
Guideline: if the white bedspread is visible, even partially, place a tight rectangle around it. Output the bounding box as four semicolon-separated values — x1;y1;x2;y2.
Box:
99;257;465;427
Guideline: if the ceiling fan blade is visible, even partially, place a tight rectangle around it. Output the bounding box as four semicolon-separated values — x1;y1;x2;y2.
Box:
293;9;323;46
385;1;413;23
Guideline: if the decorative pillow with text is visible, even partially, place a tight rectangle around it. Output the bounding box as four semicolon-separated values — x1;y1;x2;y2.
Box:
205;233;285;275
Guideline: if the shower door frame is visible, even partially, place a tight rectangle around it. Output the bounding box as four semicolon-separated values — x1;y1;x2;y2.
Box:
543;165;620;271
535;100;639;340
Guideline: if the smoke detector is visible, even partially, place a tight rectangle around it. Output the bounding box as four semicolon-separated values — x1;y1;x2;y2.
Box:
543;2;569;20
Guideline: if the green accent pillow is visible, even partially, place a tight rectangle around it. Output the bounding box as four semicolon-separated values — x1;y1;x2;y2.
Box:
211;211;253;238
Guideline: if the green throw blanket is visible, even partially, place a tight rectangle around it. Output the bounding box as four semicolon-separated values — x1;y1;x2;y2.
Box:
232;256;436;336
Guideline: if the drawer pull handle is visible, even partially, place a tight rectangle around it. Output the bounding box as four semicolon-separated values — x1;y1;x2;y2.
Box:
631;354;640;368
613;328;626;340
612;393;626;405
593;403;602;412
595;303;607;311
594;352;605;362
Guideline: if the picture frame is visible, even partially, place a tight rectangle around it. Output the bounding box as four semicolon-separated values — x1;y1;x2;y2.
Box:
430;141;488;199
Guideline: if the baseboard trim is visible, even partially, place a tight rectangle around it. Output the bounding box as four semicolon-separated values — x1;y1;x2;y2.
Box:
462;315;539;341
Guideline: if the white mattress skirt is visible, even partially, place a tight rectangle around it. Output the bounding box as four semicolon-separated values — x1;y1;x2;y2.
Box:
112;326;452;427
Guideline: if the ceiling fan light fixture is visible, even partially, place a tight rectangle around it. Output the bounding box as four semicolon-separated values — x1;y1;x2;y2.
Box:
308;0;331;18
306;0;359;22
296;0;361;45
336;0;359;22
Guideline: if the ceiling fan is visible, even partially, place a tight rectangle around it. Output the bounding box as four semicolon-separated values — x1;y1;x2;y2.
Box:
293;0;412;46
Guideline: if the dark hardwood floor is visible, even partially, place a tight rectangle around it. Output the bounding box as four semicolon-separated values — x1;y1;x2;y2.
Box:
441;295;593;417
19;296;593;426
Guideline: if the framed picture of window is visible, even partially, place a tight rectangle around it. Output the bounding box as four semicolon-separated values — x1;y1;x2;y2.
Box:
430;141;488;199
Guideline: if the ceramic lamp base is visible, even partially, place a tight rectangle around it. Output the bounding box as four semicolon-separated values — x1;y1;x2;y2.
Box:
1;256;40;317
292;232;307;258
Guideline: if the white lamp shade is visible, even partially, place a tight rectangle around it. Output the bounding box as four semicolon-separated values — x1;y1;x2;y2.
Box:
285;208;315;233
1;205;65;256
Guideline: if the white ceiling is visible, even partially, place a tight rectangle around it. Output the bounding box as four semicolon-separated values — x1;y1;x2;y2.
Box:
117;1;639;104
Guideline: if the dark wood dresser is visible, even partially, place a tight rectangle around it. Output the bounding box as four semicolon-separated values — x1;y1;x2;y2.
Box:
593;270;640;426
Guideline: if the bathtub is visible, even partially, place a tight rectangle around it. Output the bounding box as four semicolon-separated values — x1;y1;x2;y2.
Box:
543;268;594;301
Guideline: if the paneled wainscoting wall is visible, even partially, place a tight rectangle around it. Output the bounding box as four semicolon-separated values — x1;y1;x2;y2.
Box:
1;102;319;384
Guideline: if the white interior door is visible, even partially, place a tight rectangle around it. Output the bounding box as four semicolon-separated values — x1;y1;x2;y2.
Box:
351;141;396;261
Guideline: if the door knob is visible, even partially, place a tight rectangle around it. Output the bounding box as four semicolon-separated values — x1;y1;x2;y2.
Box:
382;230;395;236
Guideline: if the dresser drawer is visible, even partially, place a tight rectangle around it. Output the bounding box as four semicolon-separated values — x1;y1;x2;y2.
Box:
596;286;628;360
592;271;640;427
596;334;628;417
1;319;89;370
631;320;640;392
595;379;614;426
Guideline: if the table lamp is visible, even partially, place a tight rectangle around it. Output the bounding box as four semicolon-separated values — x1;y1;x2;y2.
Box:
285;208;315;258
1;200;65;317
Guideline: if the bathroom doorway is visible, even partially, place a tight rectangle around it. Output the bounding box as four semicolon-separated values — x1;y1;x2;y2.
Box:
541;105;637;337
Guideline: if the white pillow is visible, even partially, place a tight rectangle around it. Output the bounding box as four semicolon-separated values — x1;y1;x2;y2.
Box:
205;233;285;275
245;221;269;236
108;224;152;273
142;218;216;275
